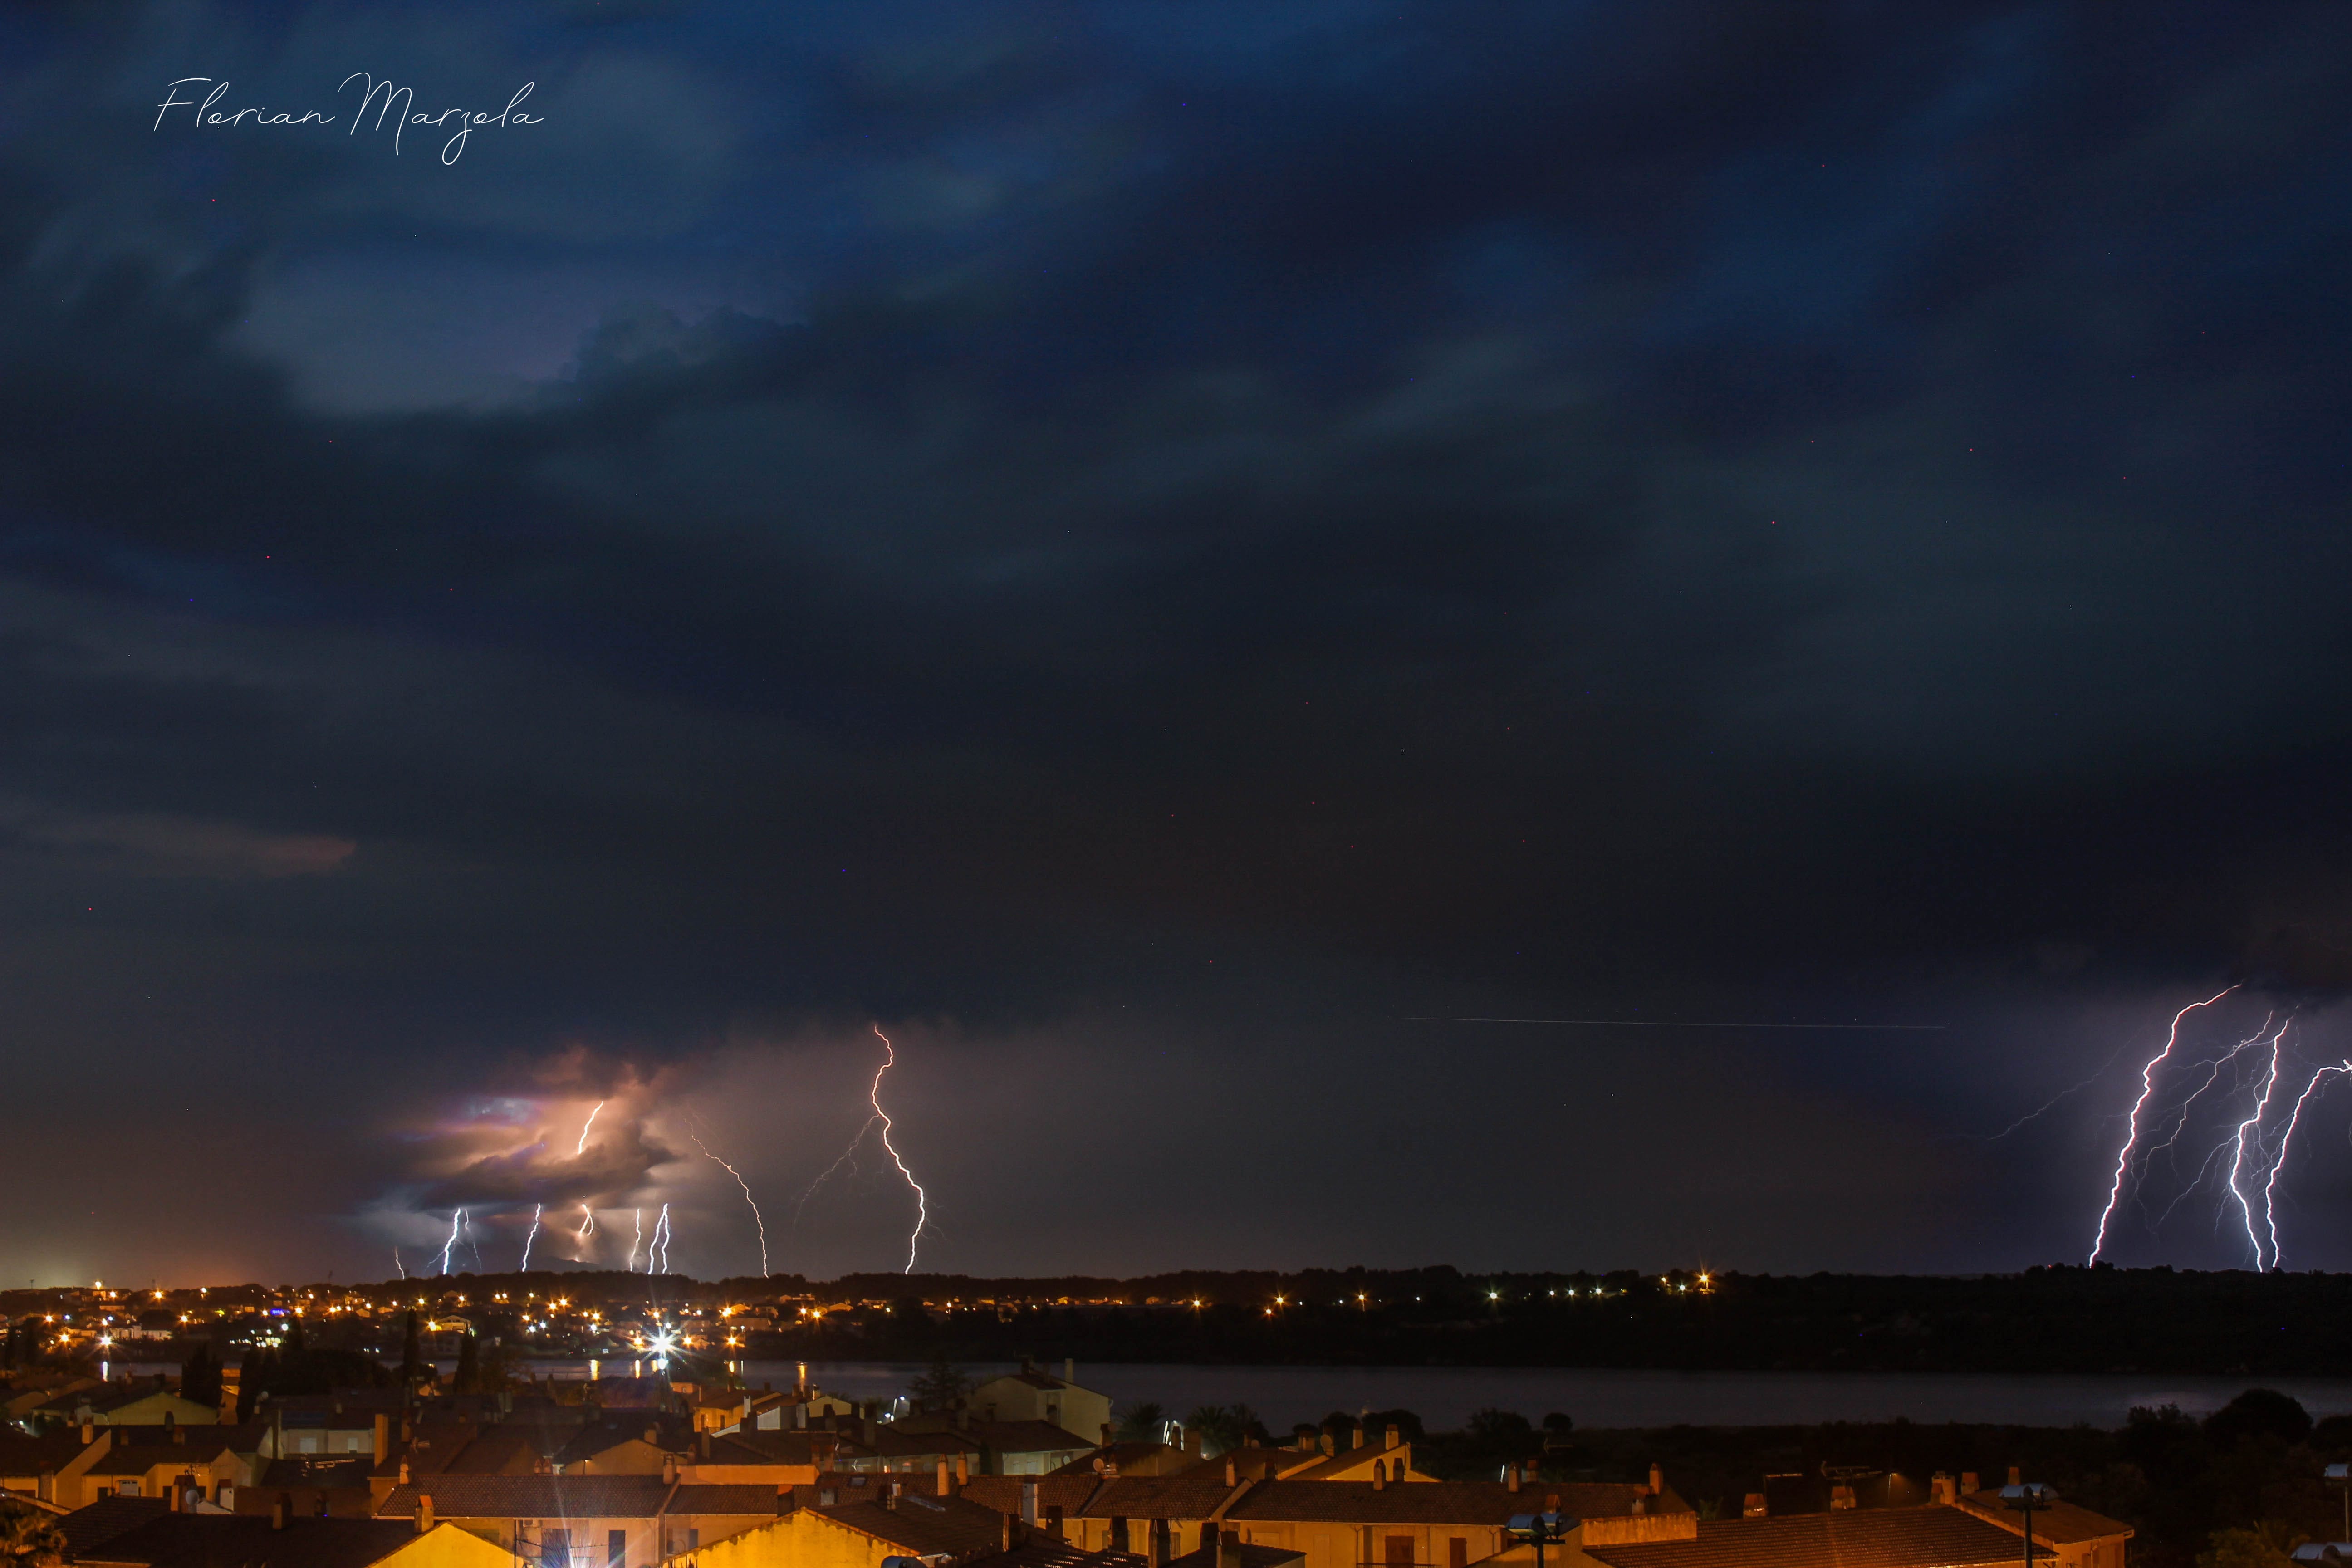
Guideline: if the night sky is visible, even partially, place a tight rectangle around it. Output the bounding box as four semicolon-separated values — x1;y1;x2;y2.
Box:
5;3;2352;1286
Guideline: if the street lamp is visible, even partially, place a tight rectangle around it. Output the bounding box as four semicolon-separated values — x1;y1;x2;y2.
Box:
2001;1481;2058;1568
1506;1511;1573;1568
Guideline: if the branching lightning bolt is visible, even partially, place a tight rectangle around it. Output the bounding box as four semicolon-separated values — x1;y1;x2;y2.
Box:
870;1024;928;1274
2262;1055;2348;1269
691;1133;769;1276
2225;1019;2290;1269
438;1210;463;1276
2089;985;2238;1264
649;1203;672;1274
520;1204;542;1271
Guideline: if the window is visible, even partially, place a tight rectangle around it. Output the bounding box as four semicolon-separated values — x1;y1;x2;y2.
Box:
608;1529;627;1568
1385;1535;1415;1568
118;1481;140;1497
1449;1541;1468;1568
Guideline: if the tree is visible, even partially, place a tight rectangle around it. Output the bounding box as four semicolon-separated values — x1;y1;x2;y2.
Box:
2205;1390;2312;1449
452;1332;480;1393
1467;1409;1533;1441
906;1357;972;1413
397;1310;422;1392
2198;1523;2304;1568
1115;1401;1168;1443
0;1498;67;1568
236;1351;274;1422
181;1343;223;1412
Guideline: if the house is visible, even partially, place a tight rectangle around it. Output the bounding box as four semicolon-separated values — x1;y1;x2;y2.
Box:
55;1425;255;1508
672;1485;1015;1568
240;1457;383;1519
0;1425;93;1500
70;1507;517;1568
1951;1474;2133;1568
374;1472;785;1568
1049;1444;1196;1480
1219;1475;1695;1568
966;1364;1112;1446
36;1378;218;1429
1579;1504;2060;1568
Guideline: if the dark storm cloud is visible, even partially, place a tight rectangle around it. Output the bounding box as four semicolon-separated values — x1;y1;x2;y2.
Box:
5;0;2352;1277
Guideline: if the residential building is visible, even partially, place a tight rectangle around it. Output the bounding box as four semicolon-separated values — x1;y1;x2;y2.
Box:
1578;1504;2059;1568
1952;1474;2133;1568
966;1364;1112;1444
374;1472;785;1568
69;1506;516;1568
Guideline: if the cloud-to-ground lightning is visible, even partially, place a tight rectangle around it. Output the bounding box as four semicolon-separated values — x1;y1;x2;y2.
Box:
2264;1058;2352;1269
2089;985;2239;1264
438;1210;464;1275
394;1247;405;1280
628;1207;642;1272
649;1203;671;1274
870;1025;928;1274
790;1025;929;1273
691;1132;769;1276
2224;1019;2289;1268
520;1204;542;1271
576;1201;597;1254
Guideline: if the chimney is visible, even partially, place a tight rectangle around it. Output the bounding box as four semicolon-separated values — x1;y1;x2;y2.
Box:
1931;1473;1956;1506
1547;1494;1560;1512
1352;1427;1364;1450
1372;1461;1386;1492
165;1411;176;1432
1149;1521;1166;1568
398;1461;411;1486
1385;1426;1399;1450
1186;1430;1203;1458
174;1424;187;1446
1650;1464;1663;1496
80;1421;94;1446
1213;1528;1227;1568
35;1466;52;1504
956;1455;970;1485
374;1415;390;1465
938;1459;952;1496
2007;1467;2022;1488
644;1427;659;1445
416;1494;433;1534
776;1488;793;1518
1507;1464;1520;1494
1064;1359;1076;1386
1002;1513;1016;1552
1225;1459;1237;1486
270;1494;289;1530
1021;1480;1039;1526
1318;1432;1332;1456
1743;1494;1766;1519
699;1431;711;1460
883;1480;897;1511
662;1455;678;1485
1961;1472;1979;1495
170;1481;183;1513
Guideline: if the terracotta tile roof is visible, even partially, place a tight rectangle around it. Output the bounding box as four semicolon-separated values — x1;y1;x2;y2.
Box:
1956;1492;2134;1546
814;1492;1019;1557
1075;1478;1243;1521
1228;1481;1672;1527
966;1423;1094;1456
901;1474;1101;1517
377;1474;675;1519
57;1496;170;1554
1583;1509;2056;1568
1049;1445;1188;1479
74;1514;427;1568
1169;1544;1303;1568
0;1428;92;1476
667;1485;789;1515
84;1441;238;1476
872;1428;987;1460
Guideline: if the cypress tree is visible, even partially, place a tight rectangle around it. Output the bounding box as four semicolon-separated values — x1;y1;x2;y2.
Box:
453;1331;480;1393
398;1310;422;1392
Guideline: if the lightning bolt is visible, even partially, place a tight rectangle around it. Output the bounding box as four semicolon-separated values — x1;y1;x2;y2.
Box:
576;1100;605;1156
2225;1019;2290;1269
438;1210;463;1276
577;1202;597;1255
691;1133;769;1276
2089;985;2239;1263
789;1025;929;1273
520;1204;542;1271
2262;1057;2349;1270
870;1024;928;1274
650;1203;672;1274
628;1208;642;1272
394;1247;405;1281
